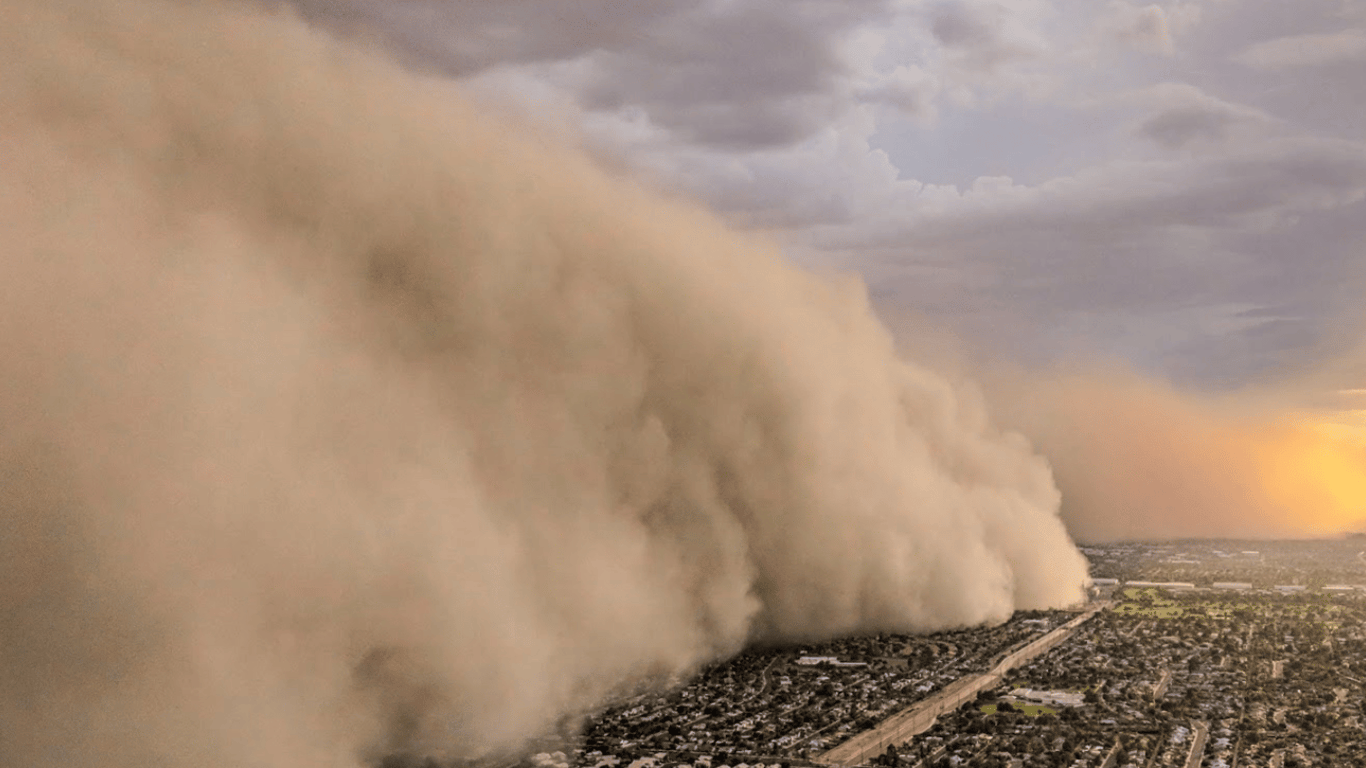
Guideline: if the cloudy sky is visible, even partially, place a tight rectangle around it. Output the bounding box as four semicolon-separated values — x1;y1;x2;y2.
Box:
290;0;1366;389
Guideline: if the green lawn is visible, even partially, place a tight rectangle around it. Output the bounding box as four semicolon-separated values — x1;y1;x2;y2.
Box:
1112;602;1185;618
1111;588;1351;622
1112;587;1190;618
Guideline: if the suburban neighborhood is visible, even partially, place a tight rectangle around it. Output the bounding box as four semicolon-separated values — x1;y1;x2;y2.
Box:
513;538;1366;768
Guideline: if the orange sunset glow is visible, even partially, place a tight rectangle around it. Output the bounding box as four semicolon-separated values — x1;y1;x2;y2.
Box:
1257;414;1366;535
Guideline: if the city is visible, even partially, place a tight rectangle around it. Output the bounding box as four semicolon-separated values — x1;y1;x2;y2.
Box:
505;538;1366;768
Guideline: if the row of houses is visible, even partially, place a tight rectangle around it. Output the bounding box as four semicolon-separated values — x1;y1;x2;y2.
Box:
1091;577;1366;593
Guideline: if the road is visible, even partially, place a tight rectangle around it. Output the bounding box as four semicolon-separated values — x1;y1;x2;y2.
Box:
817;602;1112;766
1183;721;1209;768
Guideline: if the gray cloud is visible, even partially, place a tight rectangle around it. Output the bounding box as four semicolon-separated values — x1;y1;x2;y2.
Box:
1234;28;1366;70
824;126;1366;378
574;7;844;150
923;0;1048;77
1141;106;1240;147
289;0;892;151
855;64;942;119
931;2;999;47
573;0;893;149
283;0;692;73
1132;85;1272;149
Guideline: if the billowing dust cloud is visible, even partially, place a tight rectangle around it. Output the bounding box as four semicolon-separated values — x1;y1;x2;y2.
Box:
0;1;1087;765
991;367;1366;543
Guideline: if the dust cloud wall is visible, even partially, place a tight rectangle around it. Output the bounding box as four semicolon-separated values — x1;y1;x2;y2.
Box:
0;0;1087;765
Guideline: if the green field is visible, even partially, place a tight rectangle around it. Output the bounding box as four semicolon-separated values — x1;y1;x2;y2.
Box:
1111;588;1186;618
1111;587;1349;622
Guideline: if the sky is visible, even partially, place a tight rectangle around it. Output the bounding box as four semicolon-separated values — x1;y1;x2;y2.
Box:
288;0;1366;390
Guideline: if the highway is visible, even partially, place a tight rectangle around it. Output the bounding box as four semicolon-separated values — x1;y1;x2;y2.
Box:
818;602;1112;766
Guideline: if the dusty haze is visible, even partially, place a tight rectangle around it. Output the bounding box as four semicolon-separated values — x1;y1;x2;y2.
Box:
0;1;1086;766
989;365;1366;543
